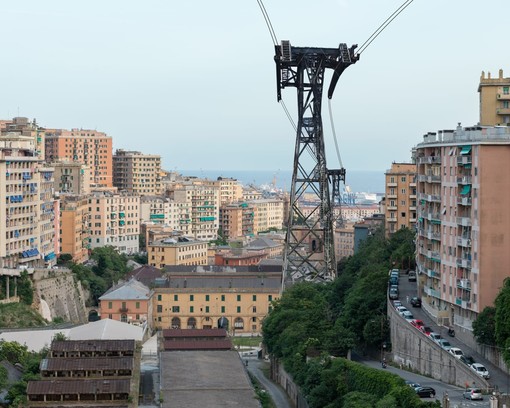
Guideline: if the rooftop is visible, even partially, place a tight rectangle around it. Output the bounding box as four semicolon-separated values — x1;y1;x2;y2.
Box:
27;379;130;395
418;124;510;146
99;278;150;301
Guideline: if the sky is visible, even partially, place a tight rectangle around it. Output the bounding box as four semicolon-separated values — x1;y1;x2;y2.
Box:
1;1;508;173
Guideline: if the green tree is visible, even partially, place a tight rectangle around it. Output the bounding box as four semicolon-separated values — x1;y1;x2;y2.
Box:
495;278;510;348
472;306;496;346
17;270;33;305
0;341;29;365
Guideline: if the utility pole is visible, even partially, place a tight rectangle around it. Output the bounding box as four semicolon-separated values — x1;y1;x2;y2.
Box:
274;40;358;286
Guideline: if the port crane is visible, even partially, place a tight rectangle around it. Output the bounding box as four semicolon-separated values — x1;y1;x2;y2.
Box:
275;41;359;284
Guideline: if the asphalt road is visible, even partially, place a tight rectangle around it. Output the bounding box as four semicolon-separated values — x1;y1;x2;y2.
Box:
246;358;292;408
395;271;510;396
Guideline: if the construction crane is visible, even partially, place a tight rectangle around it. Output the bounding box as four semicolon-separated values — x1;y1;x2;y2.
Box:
274;40;359;285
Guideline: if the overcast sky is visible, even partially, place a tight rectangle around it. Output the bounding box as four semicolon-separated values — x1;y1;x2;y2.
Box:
1;1;508;173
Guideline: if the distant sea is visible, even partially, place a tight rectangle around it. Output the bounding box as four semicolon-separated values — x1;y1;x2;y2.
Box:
180;169;385;194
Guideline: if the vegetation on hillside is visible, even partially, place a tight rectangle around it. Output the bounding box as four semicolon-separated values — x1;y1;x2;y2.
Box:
262;228;438;407
473;277;510;366
0;303;47;328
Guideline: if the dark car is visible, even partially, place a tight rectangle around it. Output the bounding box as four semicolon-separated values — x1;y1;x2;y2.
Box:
420;326;432;335
460;355;475;366
415;386;436;398
410;297;422;307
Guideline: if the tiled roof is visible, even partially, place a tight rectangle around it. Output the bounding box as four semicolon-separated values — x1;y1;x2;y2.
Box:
51;339;135;353
163;339;232;351
162;328;227;338
27;379;131;394
41;357;133;371
99;278;150;301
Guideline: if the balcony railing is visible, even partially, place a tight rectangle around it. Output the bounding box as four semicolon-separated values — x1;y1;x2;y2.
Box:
456;258;472;269
417;174;441;183
457;196;472;206
456;279;471;291
417;156;442;165
497;93;510;100
456;176;472;184
457;237;471;247
424;286;440;298
456;216;472;227
119;307;129;312
457;156;472;165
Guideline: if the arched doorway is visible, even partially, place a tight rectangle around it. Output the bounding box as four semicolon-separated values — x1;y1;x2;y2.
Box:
234;317;244;331
218;316;229;330
171;317;181;329
121;314;127;323
88;310;100;322
187;317;197;329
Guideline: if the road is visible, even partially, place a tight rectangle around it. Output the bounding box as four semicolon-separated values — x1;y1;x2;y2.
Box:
246;358;292;408
395;271;509;396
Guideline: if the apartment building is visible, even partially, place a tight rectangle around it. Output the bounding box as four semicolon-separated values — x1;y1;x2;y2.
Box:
202;177;243;205
148;237;208;268
45;128;113;187
151;272;281;333
113;149;162;195
52;160;90;195
384;162;417;236
478;69;510;126
219;202;255;240
59;195;90;264
334;223;355;261
0;131;59;268
140;196;191;234
99;279;151;325
415;124;510;330
88;191;140;254
248;199;284;233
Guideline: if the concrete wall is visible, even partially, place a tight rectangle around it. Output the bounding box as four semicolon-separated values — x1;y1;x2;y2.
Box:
270;357;309;408
33;268;88;324
389;305;489;389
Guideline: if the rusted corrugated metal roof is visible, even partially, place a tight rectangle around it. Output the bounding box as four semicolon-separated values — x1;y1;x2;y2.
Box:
163;339;232;351
162;328;227;338
27;379;131;394
51;339;135;353
41;357;133;372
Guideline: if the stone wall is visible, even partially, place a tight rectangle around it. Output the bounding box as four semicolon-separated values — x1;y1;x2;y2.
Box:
389;305;489;389
32;268;88;324
270;357;309;408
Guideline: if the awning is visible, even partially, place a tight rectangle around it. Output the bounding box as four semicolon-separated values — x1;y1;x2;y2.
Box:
461;185;471;195
460;145;472;155
464;164;472;169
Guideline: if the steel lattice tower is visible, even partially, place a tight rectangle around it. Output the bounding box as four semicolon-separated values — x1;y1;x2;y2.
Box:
275;41;358;285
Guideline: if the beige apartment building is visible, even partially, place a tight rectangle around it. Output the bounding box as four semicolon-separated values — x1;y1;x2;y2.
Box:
151;272;281;333
478;69;510;126
0;130;59;268
415;124;510;331
219;202;256;240
202;177;243;206
60;195;90;264
88;191;140;254
52;160;90;195
384;162;417;236
45;128;113;187
248;199;284;233
148;237;208;268
140;196;191;235
113;149;162;195
334;223;355;261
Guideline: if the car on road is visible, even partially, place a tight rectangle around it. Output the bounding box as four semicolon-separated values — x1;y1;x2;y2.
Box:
462;387;483;400
396;306;407;314
405;380;421;388
429;332;441;342
389;276;399;286
402;311;414;320
460;355;475;366
410;297;422;307
420;326;432;336
415;386;436;398
408;270;416;282
411;319;424;329
449;347;463;359
437;339;452;351
393;300;402;308
389;288;399;300
470;363;490;379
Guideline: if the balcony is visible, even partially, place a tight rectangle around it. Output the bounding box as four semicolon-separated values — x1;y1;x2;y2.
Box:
457;236;471;247
456;176;472;185
457;196;472;206
387;182;397;187
387;218;397;223
119;307;129;313
386;194;397;199
417;174;441;183
425;267;440;279
418;193;441;203
497;107;510;115
497;93;510;100
456;216;472;227
417;156;441;165
424;286;440;298
457;279;471;291
387;206;397;211
457;156;472;165
456;258;472;269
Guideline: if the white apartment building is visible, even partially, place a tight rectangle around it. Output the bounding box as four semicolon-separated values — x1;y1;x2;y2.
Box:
88;191;140;254
140;196;191;234
113;149;162;195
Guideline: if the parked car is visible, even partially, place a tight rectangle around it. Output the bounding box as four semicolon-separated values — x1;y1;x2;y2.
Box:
429;332;441;342
389;288;399;300
462;387;483;400
470;363;490;379
393;300;402;308
460;355;475;366
405;380;421;388
408;270;416;281
396;306;407;314
402;311;414;320
389;276;399;286
410;297;422;307
420;326;432;336
411;319;424;329
437;339;452;351
415;386;436;398
449;347;464;359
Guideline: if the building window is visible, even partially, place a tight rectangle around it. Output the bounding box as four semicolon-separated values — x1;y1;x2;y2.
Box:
157;305;162;313
172;306;180;313
157;294;162;301
136;302;140;309
252;317;257;322
252;306;257;313
174;294;178;301
136;314;140;320
190;306;194;313
205;306;209;313
504;87;510;95
401;176;406;182
237;294;241;302
221;306;225;313
268;295;272;302
252;295;257;301
221;294;225;301
237;306;241;313
108;301;112;309
190;294;194;301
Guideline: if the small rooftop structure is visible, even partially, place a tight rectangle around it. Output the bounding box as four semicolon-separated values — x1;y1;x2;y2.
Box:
99;278;150;301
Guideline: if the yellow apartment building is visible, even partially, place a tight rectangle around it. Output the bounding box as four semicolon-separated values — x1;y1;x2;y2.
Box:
52;160;90;195
248;199;284;233
148;237;208;268
151;272;282;333
113;149;162;195
384;162;417;236
478;69;510;126
60;195;90;264
334;223;355;261
202;177;243;205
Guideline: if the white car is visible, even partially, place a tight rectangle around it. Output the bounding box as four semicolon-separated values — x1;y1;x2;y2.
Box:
429;332;441;342
437;339;452;351
470;363;490;379
402;310;414;320
449;347;464;359
396;306;407;314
